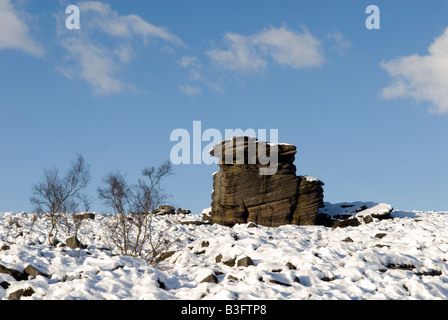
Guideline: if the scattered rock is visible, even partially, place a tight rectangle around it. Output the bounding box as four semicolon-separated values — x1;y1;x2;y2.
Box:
74;213;95;220
227;275;239;281
159;251;176;261
286;262;297;270
374;233;387;239
236;256;254;267
177;208;191;215
0;281;10;289
317;202;394;228
66;236;85;249
1;245;10;251
363;215;374;224
0;264;27;281
342;237;354;242
246;222;258;229
215;254;237;267
414;270;442;276
223;257;236;267
321;276;336;282
333;218;361;228
8;287;35;300
199;272;218;284
179;220;210;226
201;241;210;247
157;279;166;289
269;279;291;287
153;205;176;215
24;265;49;278
387;263;415;271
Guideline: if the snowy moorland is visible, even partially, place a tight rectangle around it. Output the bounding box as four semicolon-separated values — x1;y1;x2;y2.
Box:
1;203;448;300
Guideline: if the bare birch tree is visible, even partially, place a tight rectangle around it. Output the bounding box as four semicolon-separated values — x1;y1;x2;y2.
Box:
30;155;91;245
98;161;173;264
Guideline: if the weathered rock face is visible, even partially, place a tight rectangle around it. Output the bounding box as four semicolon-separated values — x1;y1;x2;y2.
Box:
206;136;324;227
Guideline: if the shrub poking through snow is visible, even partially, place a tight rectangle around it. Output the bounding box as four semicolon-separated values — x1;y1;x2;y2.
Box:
29;155;91;246
98;161;174;265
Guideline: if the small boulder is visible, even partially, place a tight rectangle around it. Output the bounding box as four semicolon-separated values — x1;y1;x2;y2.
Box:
24;265;49;278
201;241;210;247
246;222;258;229
74;213;95;220
223;257;236;267
374;233;387;239
159;251;176;261
198;271;218;284
66;236;84;249
8;287;35;300
236;256;254;267
0;264;27;281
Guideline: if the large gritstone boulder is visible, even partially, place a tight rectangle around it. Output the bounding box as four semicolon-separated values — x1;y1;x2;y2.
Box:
205;136;324;227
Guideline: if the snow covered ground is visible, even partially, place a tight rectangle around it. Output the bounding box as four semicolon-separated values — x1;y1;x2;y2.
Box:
1;204;448;300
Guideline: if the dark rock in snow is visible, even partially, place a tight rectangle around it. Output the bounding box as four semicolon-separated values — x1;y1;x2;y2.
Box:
8;287;35;300
374;233;387;239
24;265;49;278
236;256;254;267
74;213;95;220
0;264;27;281
199;273;218;284
317;201;394;228
66;236;85;249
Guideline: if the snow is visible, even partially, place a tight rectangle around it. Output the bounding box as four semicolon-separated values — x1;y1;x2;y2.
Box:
1;204;448;300
318;201;393;219
303;176;319;182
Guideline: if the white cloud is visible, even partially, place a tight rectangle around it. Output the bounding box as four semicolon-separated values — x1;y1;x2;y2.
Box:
325;31;352;56
381;27;448;114
206;26;324;73
178;55;224;96
178;84;202;97
60;37;128;95
58;1;183;95
0;0;44;56
207;33;267;72
180;56;199;68
79;1;184;46
252;26;324;69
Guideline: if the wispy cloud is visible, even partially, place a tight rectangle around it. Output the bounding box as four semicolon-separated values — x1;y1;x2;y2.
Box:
178;84;202;97
79;1;184;46
0;0;44;57
325;30;352;56
178;55;224;97
59;37;129;95
381;27;448;114
57;1;183;95
206;25;324;73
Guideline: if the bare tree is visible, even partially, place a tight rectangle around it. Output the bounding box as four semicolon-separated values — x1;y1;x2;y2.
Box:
98;161;173;264
30;154;91;245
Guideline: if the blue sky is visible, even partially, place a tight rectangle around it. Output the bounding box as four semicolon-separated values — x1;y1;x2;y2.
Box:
1;0;448;214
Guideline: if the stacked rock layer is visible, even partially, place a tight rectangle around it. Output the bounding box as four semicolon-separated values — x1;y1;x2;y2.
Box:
206;136;324;227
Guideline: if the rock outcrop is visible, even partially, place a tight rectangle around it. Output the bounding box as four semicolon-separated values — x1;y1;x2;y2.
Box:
205;136;324;227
